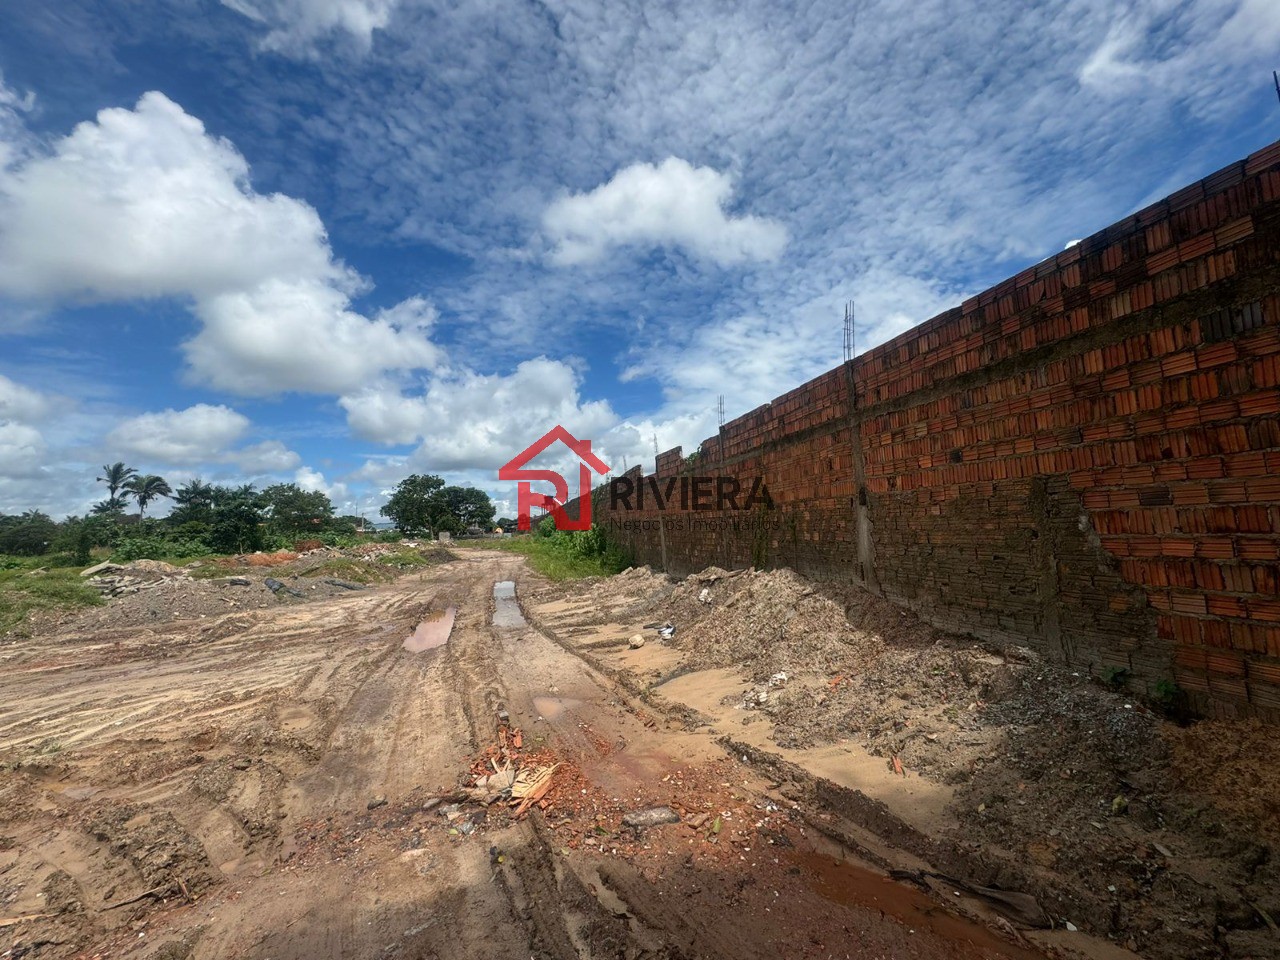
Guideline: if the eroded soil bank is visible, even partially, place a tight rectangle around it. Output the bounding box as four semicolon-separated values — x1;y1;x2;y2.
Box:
527;565;1280;960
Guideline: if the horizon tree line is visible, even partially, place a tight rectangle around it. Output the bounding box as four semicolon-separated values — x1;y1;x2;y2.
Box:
1;462;504;560
95;461;173;519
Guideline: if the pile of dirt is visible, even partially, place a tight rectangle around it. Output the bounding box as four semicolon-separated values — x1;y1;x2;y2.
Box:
541;561;1280;959
675;568;881;679
222;550;300;567
551;565;675;620
51;575;354;632
16;543;460;637
948;670;1280;958
773;637;1029;755
1169;718;1280;843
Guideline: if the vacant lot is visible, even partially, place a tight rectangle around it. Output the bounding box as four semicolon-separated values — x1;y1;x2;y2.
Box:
1;550;1274;959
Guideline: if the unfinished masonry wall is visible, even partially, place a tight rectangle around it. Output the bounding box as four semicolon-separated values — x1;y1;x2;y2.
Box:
586;139;1280;721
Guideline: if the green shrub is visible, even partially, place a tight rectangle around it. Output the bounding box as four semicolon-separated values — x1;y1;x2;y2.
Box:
43;552;85;569
490;525;632;580
1152;678;1190;721
1101;665;1130;689
112;536;210;562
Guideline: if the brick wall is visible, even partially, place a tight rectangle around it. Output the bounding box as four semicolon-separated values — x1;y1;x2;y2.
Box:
584;139;1280;720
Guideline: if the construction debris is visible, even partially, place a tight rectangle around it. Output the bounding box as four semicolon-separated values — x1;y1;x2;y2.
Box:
264;577;305;599
532;562;1280;960
621;806;681;829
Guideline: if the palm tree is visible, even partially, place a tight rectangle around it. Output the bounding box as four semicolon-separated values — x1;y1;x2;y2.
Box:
176;477;214;504
91;495;129;516
97;462;138;499
171;478;216;525
125;474;173;519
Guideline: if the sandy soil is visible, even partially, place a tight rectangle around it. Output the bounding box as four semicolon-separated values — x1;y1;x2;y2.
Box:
527;566;1280;960
0;550;1076;960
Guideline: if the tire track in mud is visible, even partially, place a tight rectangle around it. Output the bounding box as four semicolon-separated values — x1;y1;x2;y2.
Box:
465;573;774;960
436;567;668;960
0;552;1053;960
480;572;1060;960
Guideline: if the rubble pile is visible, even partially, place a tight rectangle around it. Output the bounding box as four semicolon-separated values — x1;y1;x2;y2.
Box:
27;543;460;635
545;560;1280;960
675;568;881;680
81;560;194;599
549;565;677;625
226;550;300;567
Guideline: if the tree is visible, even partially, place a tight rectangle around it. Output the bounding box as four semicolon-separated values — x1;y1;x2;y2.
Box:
91;496;129;516
125;474;173;519
333;515;363;535
260;483;335;535
380;474;446;536
0;510;57;556
97;462;138;499
52;516;94;565
208;486;266;554
440;486;495;532
169;478;216;526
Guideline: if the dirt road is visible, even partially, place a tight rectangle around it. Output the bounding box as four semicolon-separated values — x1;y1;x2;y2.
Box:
2;550;1066;959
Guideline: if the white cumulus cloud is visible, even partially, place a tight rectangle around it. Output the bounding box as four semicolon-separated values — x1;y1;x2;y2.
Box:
106;404;252;466
185;279;441;395
295;465;350;506
222;0;399;55
0;92;440;396
103;403;305;479
0;422;47;480
542;157;787;268
343;357;619;474
234;440;302;473
0;374;52;424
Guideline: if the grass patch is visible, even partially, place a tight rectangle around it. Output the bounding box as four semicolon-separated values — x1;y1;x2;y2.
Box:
380;548;439;568
298;547;449;582
485;529;633;581
298;557;398;584
0;561;104;634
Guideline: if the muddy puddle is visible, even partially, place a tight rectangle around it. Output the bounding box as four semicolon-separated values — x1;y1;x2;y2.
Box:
795;851;1046;960
531;695;581;720
403;607;456;652
493;580;526;630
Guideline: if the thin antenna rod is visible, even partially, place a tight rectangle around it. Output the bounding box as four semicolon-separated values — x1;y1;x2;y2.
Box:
1274;70;1280;105
717;394;726;428
842;300;856;362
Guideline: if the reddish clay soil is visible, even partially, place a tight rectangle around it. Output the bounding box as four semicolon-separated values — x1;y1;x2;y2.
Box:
3;551;1271;960
0;552;1030;960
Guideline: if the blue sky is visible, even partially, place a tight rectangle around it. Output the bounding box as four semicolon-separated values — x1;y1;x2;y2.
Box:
0;0;1278;521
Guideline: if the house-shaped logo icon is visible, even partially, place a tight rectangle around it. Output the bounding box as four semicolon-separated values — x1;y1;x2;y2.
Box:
498;426;610;531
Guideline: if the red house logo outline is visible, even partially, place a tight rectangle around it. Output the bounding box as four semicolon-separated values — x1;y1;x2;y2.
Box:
499;425;610;531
